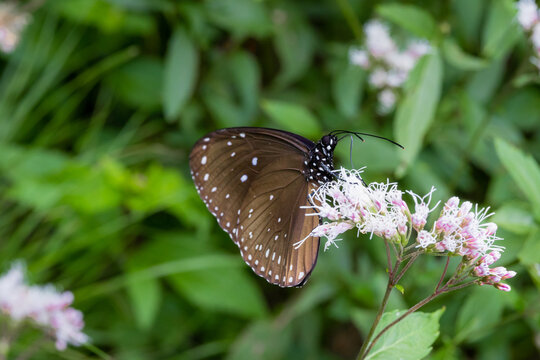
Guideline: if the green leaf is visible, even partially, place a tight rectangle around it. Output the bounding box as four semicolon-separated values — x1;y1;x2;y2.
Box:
163;27;199;122
482;0;521;59
205;0;272;39
518;228;540;266
261;99;321;138
365;308;444;360
494;138;540;219
127;234;267;319
455;286;507;343
127;278;162;330
202;51;259;127
106;57;163;110
227;320;292;360
273;9;315;87
394;51;443;177
492;88;540;131
442;38;489;70
492;203;536;235
376;4;439;40
332;64;365;118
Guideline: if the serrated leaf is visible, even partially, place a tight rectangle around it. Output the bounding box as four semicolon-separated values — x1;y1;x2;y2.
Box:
332;64;365;118
494;138;540;219
442;38;489;70
394;51;443;177
365;308;444;360
163;27;198;121
376;4;439;40
261;99;321;138
127;278;161;330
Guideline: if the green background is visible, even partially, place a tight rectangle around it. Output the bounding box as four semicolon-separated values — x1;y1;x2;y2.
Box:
0;0;538;359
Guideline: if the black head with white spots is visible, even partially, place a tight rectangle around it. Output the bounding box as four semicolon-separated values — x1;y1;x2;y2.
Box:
305;134;338;185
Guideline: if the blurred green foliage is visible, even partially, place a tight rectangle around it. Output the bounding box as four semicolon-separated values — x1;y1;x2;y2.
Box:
0;0;538;359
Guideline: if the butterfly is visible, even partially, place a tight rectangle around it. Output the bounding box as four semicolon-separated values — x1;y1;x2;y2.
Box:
189;127;400;287
189;127;342;287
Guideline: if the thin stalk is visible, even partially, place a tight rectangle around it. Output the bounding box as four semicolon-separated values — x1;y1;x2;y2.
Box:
436;257;451;291
356;275;395;359
384;238;393;274
394;254;419;284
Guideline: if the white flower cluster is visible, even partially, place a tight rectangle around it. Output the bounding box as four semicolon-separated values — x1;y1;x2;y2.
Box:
297;168;516;291
0;263;88;351
349;20;431;114
0;2;29;53
516;0;540;71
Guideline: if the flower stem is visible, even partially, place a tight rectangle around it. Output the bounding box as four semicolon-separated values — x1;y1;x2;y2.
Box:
356;276;395;360
436;257;450;291
0;336;9;360
357;253;402;360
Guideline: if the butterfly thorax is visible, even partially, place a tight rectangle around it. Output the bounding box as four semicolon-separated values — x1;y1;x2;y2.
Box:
305;134;338;185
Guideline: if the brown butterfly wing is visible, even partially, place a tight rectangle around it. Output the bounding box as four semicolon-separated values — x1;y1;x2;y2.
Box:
189;128;320;287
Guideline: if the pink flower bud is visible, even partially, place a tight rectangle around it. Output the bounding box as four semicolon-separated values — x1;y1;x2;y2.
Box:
459;201;473;215
445;196;460;209
485;222;498;236
495;283;511;292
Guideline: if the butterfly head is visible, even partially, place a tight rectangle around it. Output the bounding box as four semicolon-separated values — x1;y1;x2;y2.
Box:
306;134;339;185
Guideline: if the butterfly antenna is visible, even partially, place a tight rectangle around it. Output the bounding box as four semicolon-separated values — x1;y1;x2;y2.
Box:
331;130;403;149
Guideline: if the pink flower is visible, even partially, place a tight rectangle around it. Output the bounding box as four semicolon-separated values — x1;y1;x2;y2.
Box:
0;263;88;351
407;186;439;231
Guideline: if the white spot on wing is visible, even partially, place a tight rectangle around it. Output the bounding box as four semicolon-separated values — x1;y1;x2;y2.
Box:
240;174;248;182
299;272;305;279
288;277;293;283
240;133;246;138
269;195;274;200
211;187;217;192
203;174;209;181
201;156;207;165
227;141;232;146
231;152;236;157
252;157;258;166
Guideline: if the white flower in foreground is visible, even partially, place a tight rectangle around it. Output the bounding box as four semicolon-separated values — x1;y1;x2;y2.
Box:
516;0;539;31
0;2;29;53
297;168;516;291
0;262;88;350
